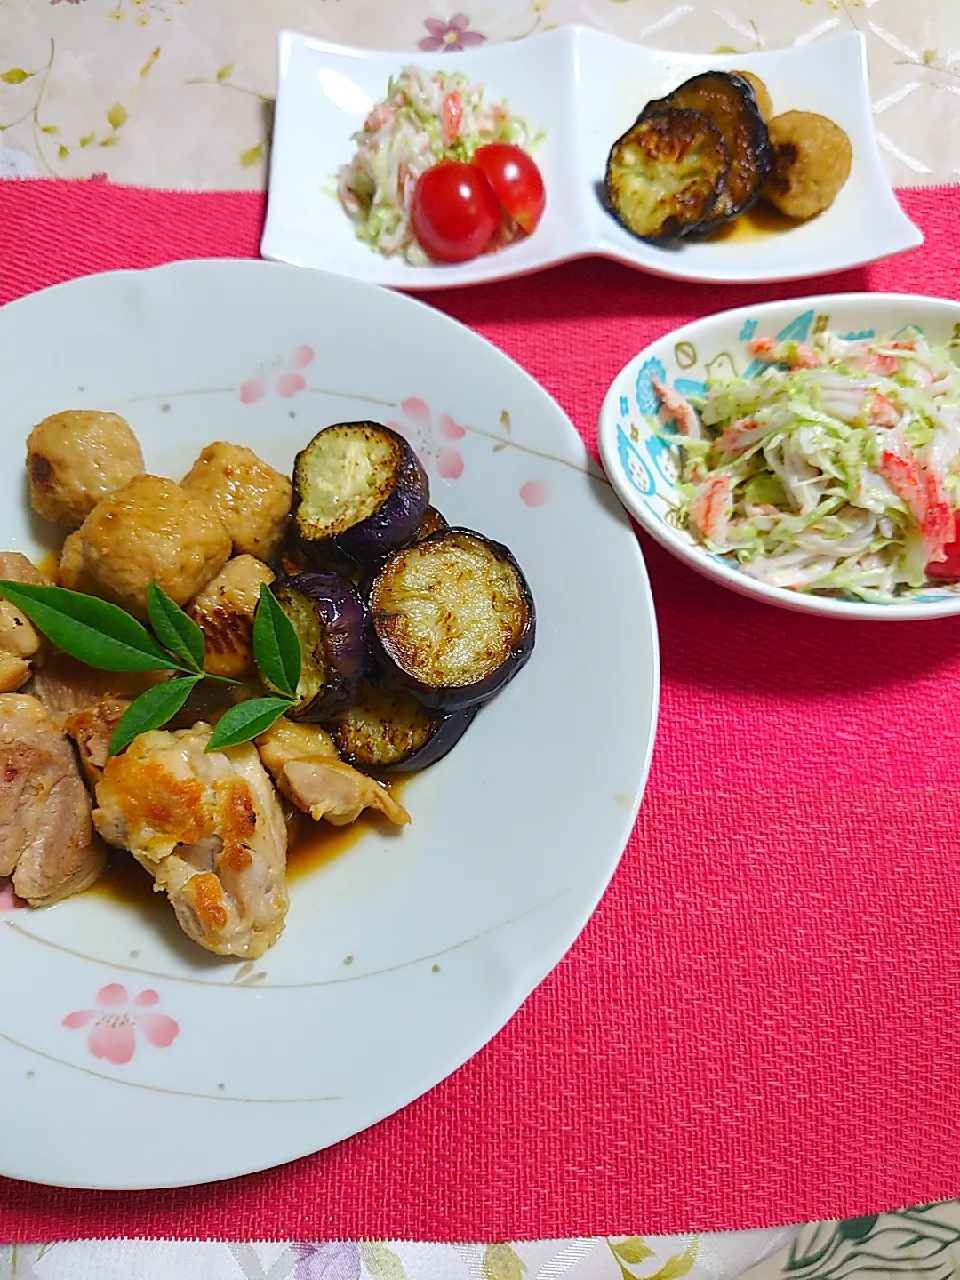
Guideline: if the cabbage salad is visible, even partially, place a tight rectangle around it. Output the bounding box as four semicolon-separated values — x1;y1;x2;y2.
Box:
338;66;541;264
655;330;960;600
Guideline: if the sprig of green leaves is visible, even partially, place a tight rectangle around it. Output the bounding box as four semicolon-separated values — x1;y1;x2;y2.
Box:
0;577;302;756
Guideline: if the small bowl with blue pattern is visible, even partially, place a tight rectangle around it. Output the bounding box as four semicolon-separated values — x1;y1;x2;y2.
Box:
597;293;960;620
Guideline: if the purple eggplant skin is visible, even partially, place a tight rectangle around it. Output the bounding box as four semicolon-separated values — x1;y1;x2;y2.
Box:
369;527;536;713
329;679;478;775
355;506;450;600
292;422;430;565
269;571;370;723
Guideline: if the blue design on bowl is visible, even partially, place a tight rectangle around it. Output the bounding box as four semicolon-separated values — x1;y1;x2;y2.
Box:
741;308;816;380
617;425;655;497
646;434;680;486
840;329;876;341
776;309;814;344
635;357;666;416
739;319;757;342
619;394;630;417
675;377;706;400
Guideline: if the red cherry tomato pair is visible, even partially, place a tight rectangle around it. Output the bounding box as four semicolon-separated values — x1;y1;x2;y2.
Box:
411;143;546;264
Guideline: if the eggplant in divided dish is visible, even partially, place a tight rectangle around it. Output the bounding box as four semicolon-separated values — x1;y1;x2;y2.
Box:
604;109;729;242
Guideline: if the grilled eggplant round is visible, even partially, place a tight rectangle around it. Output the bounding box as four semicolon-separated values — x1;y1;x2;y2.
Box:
414;506;449;542
292;422;429;564
369;528;535;711
647;71;770;231
268;572;369;722
329;679;477;774
604;109;728;242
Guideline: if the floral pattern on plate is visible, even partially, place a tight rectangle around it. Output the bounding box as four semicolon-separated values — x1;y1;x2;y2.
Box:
62;983;179;1065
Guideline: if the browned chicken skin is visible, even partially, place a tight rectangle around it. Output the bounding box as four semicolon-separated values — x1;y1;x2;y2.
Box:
93;724;289;959
0;693;107;905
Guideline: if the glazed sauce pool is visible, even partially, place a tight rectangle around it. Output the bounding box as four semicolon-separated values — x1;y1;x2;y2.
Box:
91;784;407;909
707;203;802;242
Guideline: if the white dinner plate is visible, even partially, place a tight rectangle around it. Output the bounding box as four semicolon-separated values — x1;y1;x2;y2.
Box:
0;259;659;1189
597;292;960;620
261;26;921;290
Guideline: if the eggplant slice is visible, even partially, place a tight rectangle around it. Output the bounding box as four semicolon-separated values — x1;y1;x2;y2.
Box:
268;572;370;722
330;680;477;774
413;506;449;542
647;71;770;231
604;109;728;242
293;422;429;563
369;528;535;711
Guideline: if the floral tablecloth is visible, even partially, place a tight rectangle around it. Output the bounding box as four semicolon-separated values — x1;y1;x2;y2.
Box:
0;0;958;189
6;1205;960;1280
2;1;960;1276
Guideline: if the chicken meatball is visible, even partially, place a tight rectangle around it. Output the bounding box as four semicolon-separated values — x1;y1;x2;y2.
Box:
26;411;144;529
181;442;292;560
80;474;231;617
188;555;275;680
733;70;772;121
762;111;853;221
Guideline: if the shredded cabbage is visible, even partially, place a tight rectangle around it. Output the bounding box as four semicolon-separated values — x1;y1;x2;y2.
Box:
663;330;960;600
337;66;543;264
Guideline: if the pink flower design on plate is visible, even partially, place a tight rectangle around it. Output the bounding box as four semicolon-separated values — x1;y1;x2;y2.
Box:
0;878;24;911
389;398;466;481
63;984;179;1066
519;479;550;507
240;345;315;404
418;13;486;51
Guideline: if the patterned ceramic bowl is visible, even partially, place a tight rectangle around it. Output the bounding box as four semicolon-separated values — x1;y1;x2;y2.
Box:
598;294;960;621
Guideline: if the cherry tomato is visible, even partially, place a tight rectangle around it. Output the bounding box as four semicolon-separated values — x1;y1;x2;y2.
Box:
411;161;501;263
473;143;546;234
927;532;960;580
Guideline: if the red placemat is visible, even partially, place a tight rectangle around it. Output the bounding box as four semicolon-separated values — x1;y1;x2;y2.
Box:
1;181;960;1243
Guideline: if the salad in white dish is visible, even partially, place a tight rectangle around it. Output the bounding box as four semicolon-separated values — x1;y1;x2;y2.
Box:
337;66;545;265
654;329;960;600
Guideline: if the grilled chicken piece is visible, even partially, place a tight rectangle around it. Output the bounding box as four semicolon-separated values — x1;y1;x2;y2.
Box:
187;555;275;680
93;724;289;959
65;695;130;788
31;652;161;718
257;718;410;827
0;552;52;693
0;693;107;905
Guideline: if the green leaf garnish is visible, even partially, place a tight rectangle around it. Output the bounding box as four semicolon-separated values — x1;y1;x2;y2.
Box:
108;676;202;756
252;583;301;698
0;582;180;673
206;697;293;752
0;576;297;752
146;581;205;671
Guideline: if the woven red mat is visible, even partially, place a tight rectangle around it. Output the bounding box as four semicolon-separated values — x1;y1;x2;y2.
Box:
0;180;959;1242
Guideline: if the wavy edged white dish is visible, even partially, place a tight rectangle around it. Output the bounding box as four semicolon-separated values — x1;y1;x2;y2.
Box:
261;26;922;290
598;293;960;622
0;259;659;1189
